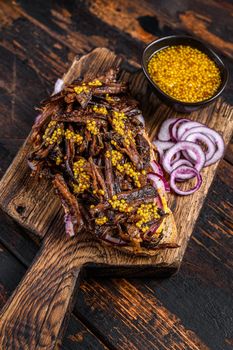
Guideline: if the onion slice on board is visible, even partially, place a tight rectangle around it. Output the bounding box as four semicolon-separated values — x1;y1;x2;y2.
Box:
183;133;216;163
157;118;177;141
148;173;170;193
170;166;202;195
162;141;206;174
153;140;176;159
171;118;189;140
150;160;164;176
176;121;203;140
180;126;225;166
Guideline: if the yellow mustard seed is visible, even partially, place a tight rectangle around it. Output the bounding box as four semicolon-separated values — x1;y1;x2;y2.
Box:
73;158;90;193
135;203;160;231
106;93;114;102
95;216;108;225
147;45;221;103
65;129;83;145
108;196;133;213
112;111;127;136
55;156;62;165
93;105;108;115
43;122;64;146
105;150;111;158
74;86;89;94
88;79;102;87
86;120;98;135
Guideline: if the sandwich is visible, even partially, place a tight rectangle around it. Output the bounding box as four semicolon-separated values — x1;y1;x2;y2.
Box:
28;69;178;255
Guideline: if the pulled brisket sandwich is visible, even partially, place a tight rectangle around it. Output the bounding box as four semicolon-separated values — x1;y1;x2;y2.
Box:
28;69;177;255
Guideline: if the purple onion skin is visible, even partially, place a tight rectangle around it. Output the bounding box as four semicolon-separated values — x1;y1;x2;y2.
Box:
170;166;202;195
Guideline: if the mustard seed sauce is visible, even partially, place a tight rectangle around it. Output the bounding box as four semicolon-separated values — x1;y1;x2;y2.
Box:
148;45;221;103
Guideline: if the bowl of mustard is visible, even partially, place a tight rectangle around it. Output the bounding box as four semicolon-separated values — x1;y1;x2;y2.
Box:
142;35;228;112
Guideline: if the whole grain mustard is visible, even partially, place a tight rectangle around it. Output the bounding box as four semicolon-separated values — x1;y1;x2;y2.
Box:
147;45;221;103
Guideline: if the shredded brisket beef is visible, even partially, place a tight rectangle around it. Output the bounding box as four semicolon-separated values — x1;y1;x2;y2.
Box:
28;69;167;252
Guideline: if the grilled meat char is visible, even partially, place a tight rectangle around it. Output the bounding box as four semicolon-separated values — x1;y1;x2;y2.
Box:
28;69;174;253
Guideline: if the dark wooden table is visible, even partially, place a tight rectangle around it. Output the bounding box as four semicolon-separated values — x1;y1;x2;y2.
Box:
0;1;232;349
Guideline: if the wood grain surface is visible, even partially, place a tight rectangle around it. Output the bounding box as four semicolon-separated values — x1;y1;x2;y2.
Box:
0;45;232;350
0;1;232;350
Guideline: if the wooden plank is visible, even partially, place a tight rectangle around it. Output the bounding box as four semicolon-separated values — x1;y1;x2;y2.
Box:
62;315;109;350
0;48;232;350
0;243;25;311
0;48;232;267
0;242;108;350
0;209;38;265
225;138;233;165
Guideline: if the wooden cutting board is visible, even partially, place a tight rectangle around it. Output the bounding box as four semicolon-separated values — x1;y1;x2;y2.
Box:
0;47;232;350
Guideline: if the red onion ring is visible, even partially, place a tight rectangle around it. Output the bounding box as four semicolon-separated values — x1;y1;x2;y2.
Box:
171;151;181;164
162;141;206;174
153;118;225;196
153;140;175;153
171;118;190;140
153;140;176;159
183;133;216;163
180;126;225;166
170;166;202;195
150;160;164;176
157;118;177;141
171;159;193;170
148;173;170;193
171;159;194;181
153;140;181;163
177;121;203;140
151;173;170;192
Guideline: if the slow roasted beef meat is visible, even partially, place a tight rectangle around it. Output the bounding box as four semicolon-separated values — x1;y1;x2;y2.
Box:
28;69;172;252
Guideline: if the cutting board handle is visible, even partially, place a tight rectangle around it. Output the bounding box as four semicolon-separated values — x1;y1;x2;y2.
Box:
0;233;89;350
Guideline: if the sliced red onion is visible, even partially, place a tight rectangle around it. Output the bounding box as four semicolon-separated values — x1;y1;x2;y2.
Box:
157;118;177;141
170;151;181;164
153;140;175;158
163;141;206;174
180;126;225;166
64;214;75;237
153;173;170;192
171;159;194;181
170;166;202;195
171;118;189;140
183;133;216;164
144;219;163;238
53;78;64;95
136;114;145;126
101;234;127;246
155;118;226;196
171;159;193;170
177;121;203;140
155;194;163;209
148;173;170;192
34;114;42;124
150;160;164;176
